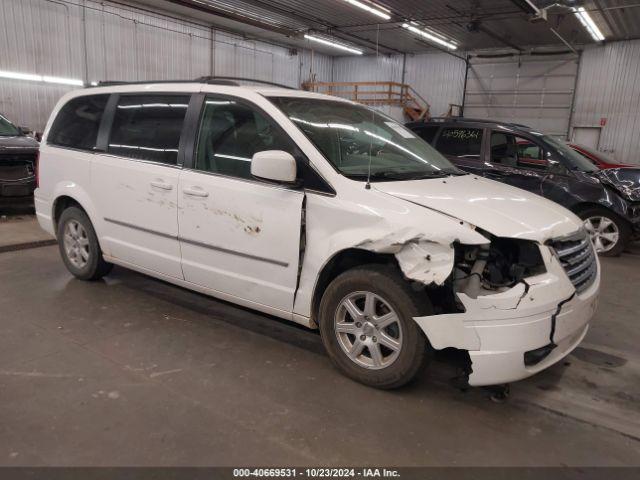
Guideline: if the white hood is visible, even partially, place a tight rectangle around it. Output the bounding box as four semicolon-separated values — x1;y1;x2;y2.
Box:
374;175;582;242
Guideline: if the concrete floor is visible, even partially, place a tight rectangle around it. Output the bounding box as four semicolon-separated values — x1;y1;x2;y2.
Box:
0;215;55;251
1;232;639;466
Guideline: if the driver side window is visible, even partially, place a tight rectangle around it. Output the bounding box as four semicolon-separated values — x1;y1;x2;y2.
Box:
490;131;547;170
195;96;295;180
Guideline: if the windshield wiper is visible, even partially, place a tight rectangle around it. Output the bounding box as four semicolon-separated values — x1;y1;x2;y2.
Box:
343;168;468;181
344;171;462;181
396;171;466;180
342;172;399;181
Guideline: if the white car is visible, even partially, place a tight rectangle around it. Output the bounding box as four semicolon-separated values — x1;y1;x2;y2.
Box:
35;79;600;389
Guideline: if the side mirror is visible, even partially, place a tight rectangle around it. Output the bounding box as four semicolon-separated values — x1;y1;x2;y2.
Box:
547;158;566;174
251;150;297;184
19;126;32;135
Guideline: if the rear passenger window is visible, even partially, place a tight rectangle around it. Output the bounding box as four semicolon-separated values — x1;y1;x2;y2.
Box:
195;96;295;180
48;94;109;150
436;128;483;159
108;95;190;165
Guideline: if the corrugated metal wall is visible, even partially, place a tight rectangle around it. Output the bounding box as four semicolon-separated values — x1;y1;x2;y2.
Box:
0;0;332;131
404;53;466;118
332;52;466;121
332;55;403;118
333;55;404;84
572;40;640;165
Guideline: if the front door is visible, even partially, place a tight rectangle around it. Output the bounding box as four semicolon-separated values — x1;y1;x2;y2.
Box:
482;131;546;195
178;95;304;314
92;93;190;278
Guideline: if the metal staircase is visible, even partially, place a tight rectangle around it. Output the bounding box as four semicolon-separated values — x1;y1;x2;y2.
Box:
301;81;431;122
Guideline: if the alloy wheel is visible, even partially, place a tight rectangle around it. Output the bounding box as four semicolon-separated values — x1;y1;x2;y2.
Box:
334;291;403;370
584;216;619;253
63;220;90;269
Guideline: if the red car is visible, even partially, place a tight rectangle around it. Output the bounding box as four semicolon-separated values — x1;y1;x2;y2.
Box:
569;143;634;169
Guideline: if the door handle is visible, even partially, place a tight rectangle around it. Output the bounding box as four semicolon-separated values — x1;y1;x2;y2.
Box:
183;187;209;198
150;181;173;191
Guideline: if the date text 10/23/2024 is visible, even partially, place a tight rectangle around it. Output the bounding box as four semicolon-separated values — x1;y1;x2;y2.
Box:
233;468;401;478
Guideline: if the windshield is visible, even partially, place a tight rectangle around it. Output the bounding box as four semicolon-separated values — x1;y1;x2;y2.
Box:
539;134;598;173
269;97;461;180
0;114;21;136
572;143;618;165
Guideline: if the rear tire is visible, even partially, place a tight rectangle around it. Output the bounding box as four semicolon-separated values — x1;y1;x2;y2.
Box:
577;207;630;257
57;206;113;280
318;264;432;389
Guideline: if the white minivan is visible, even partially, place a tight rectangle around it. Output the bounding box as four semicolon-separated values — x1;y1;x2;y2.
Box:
35;79;600;389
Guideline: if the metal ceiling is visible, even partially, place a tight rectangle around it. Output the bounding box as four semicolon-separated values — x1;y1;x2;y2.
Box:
153;0;640;55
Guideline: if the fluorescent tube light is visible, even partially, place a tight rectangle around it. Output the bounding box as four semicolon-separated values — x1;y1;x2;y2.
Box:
0;70;84;87
0;71;42;82
342;0;391;20
304;34;363;55
401;23;458;50
43;75;84;86
572;7;605;41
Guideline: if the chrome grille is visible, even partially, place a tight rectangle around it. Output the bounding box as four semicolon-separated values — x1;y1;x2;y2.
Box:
549;231;598;295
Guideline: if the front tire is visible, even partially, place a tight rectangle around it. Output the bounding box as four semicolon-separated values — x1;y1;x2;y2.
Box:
318;264;432;389
578;207;630;257
57;206;113;280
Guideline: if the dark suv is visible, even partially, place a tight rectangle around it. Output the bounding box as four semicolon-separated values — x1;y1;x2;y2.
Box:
406;118;640;256
0;113;39;204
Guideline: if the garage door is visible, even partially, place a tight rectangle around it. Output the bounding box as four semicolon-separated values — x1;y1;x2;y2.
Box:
464;54;579;137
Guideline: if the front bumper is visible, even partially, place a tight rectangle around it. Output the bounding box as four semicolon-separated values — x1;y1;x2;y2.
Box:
414;245;600;386
0;178;35;198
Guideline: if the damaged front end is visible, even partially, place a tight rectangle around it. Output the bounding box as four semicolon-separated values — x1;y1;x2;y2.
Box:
452;236;546;301
411;230;599;387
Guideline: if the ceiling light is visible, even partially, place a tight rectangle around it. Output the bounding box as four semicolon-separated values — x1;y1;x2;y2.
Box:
401;23;458;50
341;0;391;20
304;34;363;55
572;7;605;41
43;75;84;86
0;70;84;87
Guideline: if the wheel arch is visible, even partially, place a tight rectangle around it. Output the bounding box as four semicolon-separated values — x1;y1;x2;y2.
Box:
53;196;85;230
309;248;398;326
571;202;612;216
570;202;632;228
50;184;103;242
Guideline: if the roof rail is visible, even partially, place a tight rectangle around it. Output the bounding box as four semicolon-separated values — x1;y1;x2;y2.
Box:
194;76;294;89
428;116;532;129
90;80;198;87
192;77;240;86
88;77;295;90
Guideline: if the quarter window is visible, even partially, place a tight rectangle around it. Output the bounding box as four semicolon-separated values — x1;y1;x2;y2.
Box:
48;94;109;150
108;95;190;165
436;127;483;159
195;96;295;180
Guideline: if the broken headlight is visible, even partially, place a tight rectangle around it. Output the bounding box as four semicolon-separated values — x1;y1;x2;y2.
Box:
455;237;546;293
